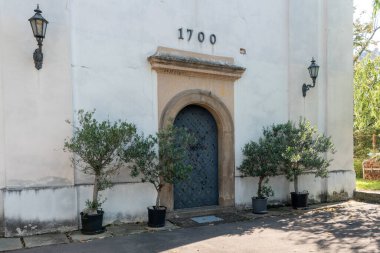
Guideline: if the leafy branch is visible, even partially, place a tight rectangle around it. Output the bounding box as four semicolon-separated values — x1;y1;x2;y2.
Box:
64;110;136;213
121;124;196;209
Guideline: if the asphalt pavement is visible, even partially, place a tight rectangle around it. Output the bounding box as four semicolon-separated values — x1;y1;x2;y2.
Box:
5;201;379;253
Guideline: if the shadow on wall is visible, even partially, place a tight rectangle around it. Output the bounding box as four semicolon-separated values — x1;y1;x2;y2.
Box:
0;190;3;237
0;217;3;237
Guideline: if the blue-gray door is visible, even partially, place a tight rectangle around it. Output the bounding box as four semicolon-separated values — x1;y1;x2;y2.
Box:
173;105;218;209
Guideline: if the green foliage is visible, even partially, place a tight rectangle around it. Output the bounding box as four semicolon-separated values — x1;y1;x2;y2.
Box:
121;124;196;208
374;0;380;16
353;129;380;159
354;158;364;178
238;131;282;198
353;56;380;163
260;179;274;198
353;2;380;176
267;119;335;193
356;178;380;190
84;198;106;214
64;110;136;212
354;56;380;131
353;5;380;64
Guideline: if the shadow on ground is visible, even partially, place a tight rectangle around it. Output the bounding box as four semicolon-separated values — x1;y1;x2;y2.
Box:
10;201;380;253
264;202;380;252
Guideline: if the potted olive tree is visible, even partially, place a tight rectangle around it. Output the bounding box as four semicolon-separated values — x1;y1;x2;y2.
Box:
272;119;335;209
238;128;281;213
121;124;196;227
64;110;136;234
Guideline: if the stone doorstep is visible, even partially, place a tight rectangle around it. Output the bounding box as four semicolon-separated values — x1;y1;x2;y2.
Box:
145;221;179;232
69;230;113;243
23;233;69;248
106;223;146;237
0;238;23;252
167;205;237;219
169;211;250;228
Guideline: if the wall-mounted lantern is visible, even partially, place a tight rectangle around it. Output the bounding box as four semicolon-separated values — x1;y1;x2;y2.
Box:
29;4;48;70
302;58;320;97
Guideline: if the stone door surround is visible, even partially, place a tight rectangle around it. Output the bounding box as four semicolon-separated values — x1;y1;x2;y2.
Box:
148;47;245;210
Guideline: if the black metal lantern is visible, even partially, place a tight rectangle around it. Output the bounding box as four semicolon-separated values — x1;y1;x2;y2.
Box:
29;4;48;70
302;57;320;97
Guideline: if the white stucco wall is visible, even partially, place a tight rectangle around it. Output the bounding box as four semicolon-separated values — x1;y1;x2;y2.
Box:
0;0;354;236
77;183;156;224
0;0;73;188
69;0;295;208
4;187;77;237
235;0;354;206
0;0;74;236
326;0;354;175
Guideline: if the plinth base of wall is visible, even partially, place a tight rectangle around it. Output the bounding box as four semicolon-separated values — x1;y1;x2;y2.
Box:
354;190;380;204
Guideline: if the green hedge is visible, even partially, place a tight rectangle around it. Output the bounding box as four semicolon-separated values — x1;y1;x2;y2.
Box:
354;158;363;178
353;129;380;179
353;130;378;159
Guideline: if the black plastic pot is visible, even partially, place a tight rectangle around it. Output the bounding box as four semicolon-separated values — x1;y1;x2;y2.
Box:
252;197;268;214
148;206;167;227
290;192;309;209
80;210;105;235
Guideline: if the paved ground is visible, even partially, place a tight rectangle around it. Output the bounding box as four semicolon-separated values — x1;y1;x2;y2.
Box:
3;200;379;253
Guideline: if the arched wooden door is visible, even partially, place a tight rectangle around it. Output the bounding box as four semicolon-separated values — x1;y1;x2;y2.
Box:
173;105;219;209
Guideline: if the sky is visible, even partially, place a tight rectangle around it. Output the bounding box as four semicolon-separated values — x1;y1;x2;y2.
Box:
354;0;373;20
354;0;380;45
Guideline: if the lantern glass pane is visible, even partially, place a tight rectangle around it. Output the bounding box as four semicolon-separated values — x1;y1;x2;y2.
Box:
308;65;319;79
42;22;47;37
36;19;43;37
30;19;37;37
313;66;319;77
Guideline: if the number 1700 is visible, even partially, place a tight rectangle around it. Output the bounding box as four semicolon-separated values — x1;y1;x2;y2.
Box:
178;28;216;45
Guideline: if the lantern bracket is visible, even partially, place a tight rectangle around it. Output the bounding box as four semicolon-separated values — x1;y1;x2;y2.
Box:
302;83;315;97
29;4;48;70
302;58;319;97
33;46;43;70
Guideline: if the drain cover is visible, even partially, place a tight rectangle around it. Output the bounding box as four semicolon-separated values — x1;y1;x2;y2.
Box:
191;215;223;223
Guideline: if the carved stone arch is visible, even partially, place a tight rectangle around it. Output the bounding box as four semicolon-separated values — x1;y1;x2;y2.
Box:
160;89;235;210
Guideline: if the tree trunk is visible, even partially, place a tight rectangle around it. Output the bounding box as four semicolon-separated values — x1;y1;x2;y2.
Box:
257;177;264;198
155;190;160;209
294;175;299;193
373;133;377;152
93;175;99;207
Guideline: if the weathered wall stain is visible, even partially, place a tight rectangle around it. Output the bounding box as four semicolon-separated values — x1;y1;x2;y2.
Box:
106;213;146;225
0;190;4;237
0;214;3;237
4;218;77;237
7;177;73;189
327;190;350;202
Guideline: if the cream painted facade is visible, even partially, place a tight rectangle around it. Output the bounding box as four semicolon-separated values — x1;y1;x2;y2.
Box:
0;0;354;237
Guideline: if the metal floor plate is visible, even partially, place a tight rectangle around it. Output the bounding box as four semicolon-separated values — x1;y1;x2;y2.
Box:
191;215;223;224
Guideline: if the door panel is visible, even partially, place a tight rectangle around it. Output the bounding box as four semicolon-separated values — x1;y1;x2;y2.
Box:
173;105;218;209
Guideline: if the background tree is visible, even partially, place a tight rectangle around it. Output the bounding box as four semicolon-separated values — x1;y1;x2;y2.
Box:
354;56;380;131
353;1;380;64
353;1;380;178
